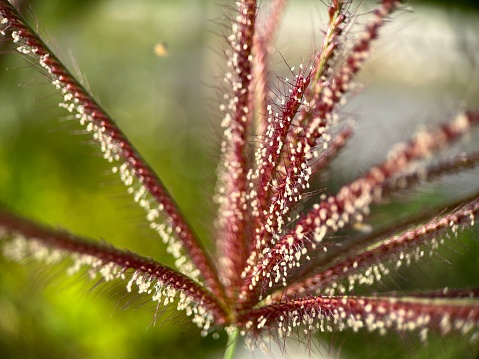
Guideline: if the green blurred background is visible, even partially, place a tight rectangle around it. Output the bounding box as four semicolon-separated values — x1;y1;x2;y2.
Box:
0;0;478;358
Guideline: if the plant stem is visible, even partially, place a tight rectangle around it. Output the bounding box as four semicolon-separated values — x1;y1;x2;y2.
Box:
223;327;239;359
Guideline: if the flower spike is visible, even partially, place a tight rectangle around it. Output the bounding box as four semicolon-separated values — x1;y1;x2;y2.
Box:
239;295;479;343
0;1;224;299
279;196;479;298
0;209;229;335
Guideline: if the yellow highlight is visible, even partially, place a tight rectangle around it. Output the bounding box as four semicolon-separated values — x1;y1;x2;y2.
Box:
154;42;168;57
